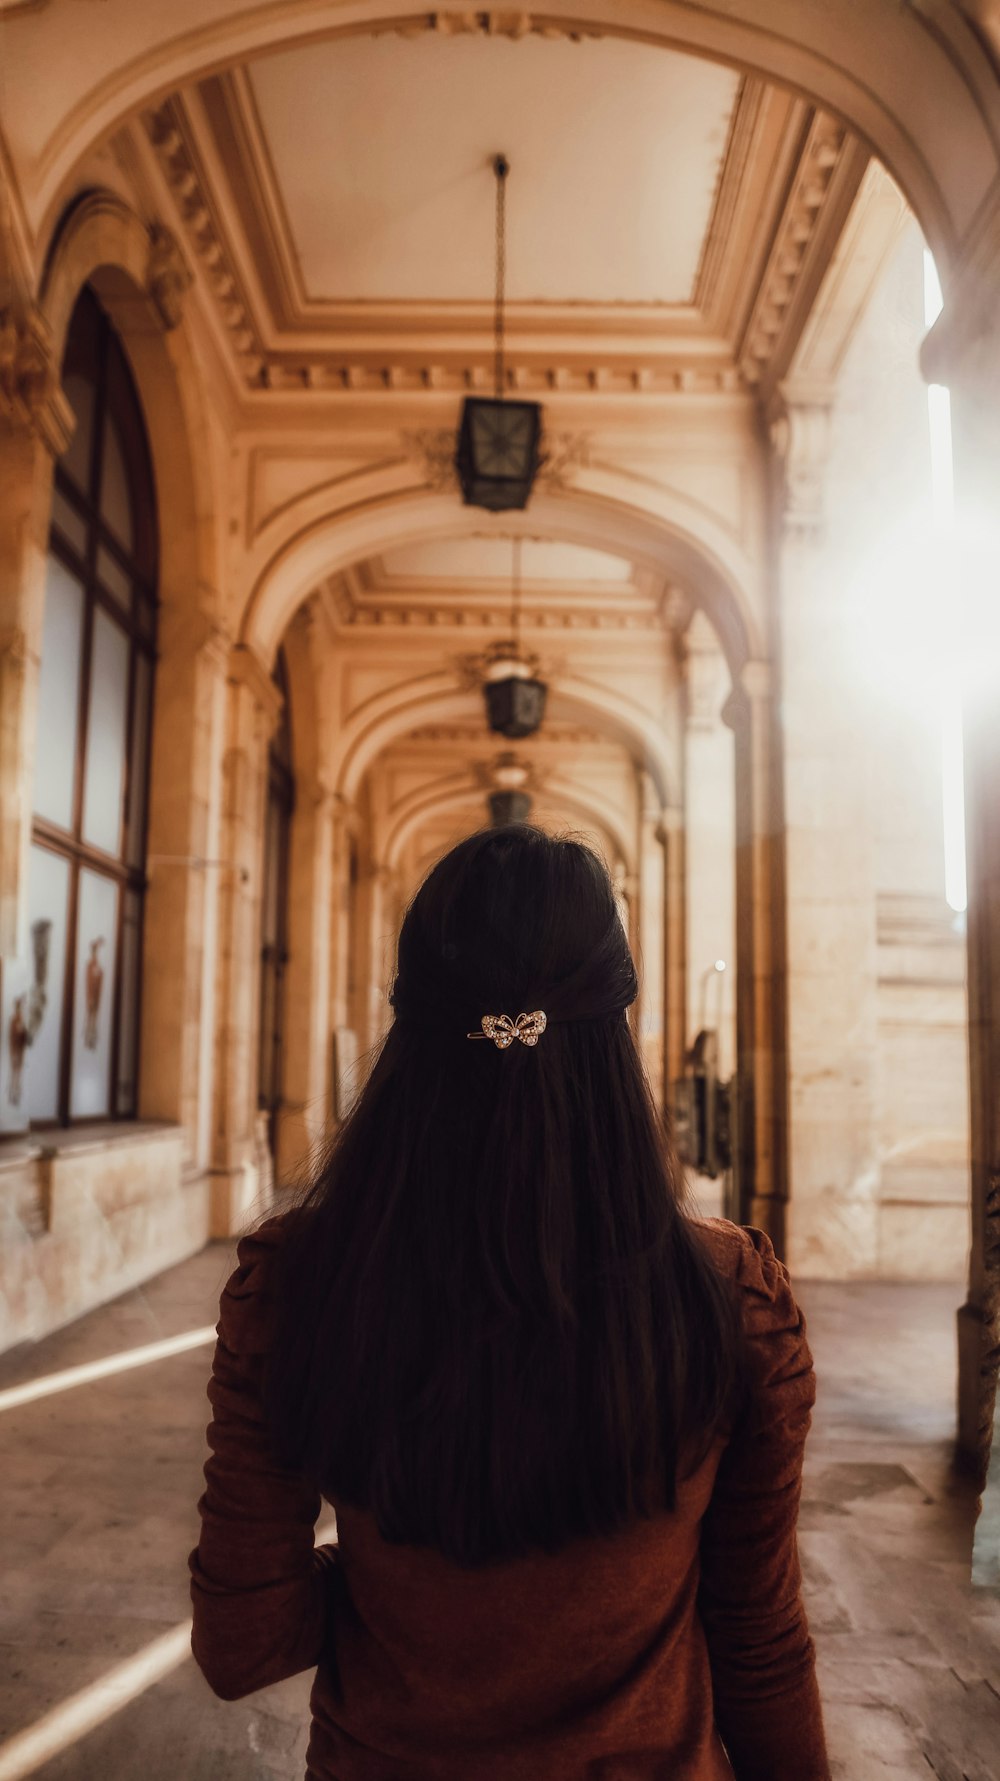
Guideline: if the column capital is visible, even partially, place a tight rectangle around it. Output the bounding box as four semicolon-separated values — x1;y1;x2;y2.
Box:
721;658;773;731
739;658;774;703
920;186;1000;394
767;381;834;540
0;306;75;457
228;641;283;736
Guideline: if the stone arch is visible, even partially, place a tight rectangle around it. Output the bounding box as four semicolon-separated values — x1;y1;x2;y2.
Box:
241;477;760;684
381;774;635;876
36;188;226;1148
332;673;677;810
39;189;222;608
19;4;1000;274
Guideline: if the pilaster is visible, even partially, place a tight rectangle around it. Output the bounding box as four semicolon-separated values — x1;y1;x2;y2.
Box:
723;659;787;1249
0;306;74;961
636;769;667;1109
769;383;880;1275
141;608;231;1179
924;273;1000;1504
209;645;282;1236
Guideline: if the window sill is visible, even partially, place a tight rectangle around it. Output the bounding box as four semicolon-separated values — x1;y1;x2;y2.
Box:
0;1120;182;1168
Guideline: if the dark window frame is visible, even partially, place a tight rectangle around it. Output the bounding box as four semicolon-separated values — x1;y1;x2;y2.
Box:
31;286;159;1128
257;649;294;1162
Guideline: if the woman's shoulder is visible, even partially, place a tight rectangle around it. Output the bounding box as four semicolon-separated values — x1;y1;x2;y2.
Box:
688;1214;788;1294
689;1215;815;1416
215;1207;300;1355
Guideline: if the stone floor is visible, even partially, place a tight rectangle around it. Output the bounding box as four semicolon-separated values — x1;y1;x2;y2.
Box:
0;1238;998;1780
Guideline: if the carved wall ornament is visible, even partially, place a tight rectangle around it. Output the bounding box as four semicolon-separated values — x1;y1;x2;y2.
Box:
739;113;855;389
535;429;592;489
0;307;75;455
381;10;604;42
767;390;832;537
145;224;194;330
403;428;460;491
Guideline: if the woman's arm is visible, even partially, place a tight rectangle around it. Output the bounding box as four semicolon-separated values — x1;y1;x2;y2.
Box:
189;1222;339;1701
696;1225;830;1781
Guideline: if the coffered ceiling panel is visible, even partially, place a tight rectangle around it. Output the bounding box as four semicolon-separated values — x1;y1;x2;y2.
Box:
246;33;739;306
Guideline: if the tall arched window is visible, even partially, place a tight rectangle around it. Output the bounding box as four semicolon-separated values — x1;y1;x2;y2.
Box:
258;650;294;1160
27;286;158;1124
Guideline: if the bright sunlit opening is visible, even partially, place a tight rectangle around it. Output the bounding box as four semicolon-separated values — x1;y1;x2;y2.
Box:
923;248;966;914
0;1325;217;1415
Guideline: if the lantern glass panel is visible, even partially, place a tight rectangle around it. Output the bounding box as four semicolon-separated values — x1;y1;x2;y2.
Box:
456;397;542;512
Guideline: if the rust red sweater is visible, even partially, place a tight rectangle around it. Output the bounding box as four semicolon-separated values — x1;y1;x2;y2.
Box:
189;1215;830;1779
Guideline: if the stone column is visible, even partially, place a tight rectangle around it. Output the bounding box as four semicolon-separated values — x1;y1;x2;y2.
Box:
365;862;398;1053
767;388;880;1274
140;608;230;1177
683;627;736;1077
209;645;282;1237
923;293;1000;1498
723;661;787;1246
0;308;74;961
662;806;687;1099
636;770;667;1110
276;777;335;1182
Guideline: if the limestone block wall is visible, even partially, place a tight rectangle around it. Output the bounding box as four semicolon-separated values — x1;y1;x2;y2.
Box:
785;214;971;1280
875;896;970;1278
0;1124;205;1352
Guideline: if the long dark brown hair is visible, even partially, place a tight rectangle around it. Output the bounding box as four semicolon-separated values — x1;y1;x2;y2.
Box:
262;824;746;1568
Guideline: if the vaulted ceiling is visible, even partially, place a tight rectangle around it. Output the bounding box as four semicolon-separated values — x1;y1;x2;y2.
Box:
131;20;872;398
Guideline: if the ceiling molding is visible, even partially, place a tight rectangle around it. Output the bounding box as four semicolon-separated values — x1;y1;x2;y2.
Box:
141;62;869;406
317;572;669;635
145;78;745;393
142;98;262;367
737;110;871;393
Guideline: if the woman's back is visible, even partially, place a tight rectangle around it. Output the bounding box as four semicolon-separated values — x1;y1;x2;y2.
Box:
189;827;830;1777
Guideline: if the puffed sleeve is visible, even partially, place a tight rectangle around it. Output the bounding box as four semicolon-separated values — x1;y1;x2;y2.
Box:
188;1214;340;1701
696;1222;830;1781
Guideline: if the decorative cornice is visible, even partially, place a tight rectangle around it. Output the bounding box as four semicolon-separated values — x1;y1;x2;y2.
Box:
406;721;603;745
739;112;868;391
145;92;746;398
143;100;261;365
0;307;75;455
379;10;604;44
253;359;744;397
330;596;664;634
694;76;767;317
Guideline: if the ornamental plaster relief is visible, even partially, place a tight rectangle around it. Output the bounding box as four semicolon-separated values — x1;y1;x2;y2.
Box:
0;306;74;454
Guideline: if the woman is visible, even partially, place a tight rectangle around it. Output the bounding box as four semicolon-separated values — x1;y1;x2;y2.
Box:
190;825;830;1780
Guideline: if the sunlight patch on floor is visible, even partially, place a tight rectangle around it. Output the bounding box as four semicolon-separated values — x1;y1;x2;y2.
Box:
0;1326;218;1414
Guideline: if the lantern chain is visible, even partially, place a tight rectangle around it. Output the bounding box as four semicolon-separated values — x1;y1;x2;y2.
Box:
494;153;509;401
512;534;522;655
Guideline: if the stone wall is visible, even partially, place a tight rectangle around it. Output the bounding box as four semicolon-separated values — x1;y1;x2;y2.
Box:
0;1124;207;1352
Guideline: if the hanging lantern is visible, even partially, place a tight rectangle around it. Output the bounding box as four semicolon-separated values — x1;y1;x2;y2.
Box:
457;397;542;512
483;654;548;738
489;788;532;825
486;753;533;825
455;156;542;512
481;540;547;739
